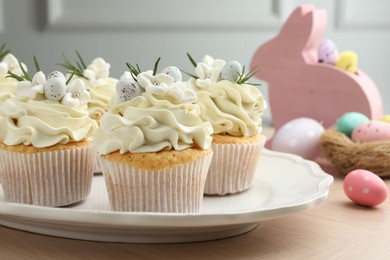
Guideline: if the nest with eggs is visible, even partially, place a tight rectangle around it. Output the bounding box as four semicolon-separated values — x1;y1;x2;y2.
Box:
321;129;390;177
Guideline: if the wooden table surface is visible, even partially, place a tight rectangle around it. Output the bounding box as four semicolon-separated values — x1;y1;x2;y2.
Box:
1;130;389;259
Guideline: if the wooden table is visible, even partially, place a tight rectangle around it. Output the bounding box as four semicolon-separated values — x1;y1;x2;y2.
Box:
1;130;390;259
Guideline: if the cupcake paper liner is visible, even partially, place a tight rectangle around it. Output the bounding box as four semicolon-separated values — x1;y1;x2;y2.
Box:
98;152;213;212
0;144;95;207
204;136;266;195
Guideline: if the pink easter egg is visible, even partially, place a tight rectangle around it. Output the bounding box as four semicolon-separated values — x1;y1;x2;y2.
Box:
344;169;388;207
271;118;324;160
351;120;390;142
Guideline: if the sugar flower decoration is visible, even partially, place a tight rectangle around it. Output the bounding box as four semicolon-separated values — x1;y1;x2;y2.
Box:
137;71;196;104
0;53;28;76
195;55;225;88
15;71;45;98
83;57;110;86
62;78;90;107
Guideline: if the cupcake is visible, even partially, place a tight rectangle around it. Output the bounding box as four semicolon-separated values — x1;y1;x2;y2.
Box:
0;58;97;207
60;52;117;174
94;59;213;212
186;54;267;195
60;51;117;121
0;44;27;105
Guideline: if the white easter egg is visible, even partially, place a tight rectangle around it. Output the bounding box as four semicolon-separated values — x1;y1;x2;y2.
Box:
44;77;67;101
271;118;325;160
116;79;142;102
161;66;182;82
48;71;66;81
344;169;387;207
220;61;242;82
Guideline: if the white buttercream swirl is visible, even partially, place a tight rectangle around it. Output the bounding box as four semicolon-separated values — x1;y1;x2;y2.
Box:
94;91;212;154
0;76;17;104
0;96;97;147
76;58;116;120
189;78;265;137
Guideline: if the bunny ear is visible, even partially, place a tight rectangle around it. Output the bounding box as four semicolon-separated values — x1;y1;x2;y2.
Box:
278;5;327;63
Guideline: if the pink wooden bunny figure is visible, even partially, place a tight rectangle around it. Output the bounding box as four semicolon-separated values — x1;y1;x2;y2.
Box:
250;4;383;133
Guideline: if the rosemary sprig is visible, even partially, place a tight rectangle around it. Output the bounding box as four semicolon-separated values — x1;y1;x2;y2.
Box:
6;70;24;81
126;62;142;81
6;56;41;82
153;57;161;76
0;43;11;61
66;70;76;85
180;69;199;79
236;65;262;86
33;55;41;72
186;52;197;68
57;51;88;79
181;52;199;79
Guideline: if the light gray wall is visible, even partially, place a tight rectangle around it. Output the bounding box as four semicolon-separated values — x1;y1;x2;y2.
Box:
1;0;390;125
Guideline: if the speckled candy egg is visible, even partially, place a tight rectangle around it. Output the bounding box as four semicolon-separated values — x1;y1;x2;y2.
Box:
379;115;390;124
220;61;242;82
48;71;66;81
44;77;67;101
161;66;182;82
336;112;369;137
344;169;388;207
351;120;390;142
116;78;142;102
318;39;339;64
271;118;325;160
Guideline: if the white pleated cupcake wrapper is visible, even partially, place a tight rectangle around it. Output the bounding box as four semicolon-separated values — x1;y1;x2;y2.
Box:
204;137;266;195
98;152;213;213
0;144;95;207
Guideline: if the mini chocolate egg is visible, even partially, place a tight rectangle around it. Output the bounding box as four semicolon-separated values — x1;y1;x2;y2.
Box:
336;112;369;137
351;120;390;142
161;66;182;82
220;61;242;82
336;51;358;73
48;71;66;81
44;77;67;101
271;118;324;160
318;39;339;64
379;115;390;124
116;78;142;102
344;169;387;207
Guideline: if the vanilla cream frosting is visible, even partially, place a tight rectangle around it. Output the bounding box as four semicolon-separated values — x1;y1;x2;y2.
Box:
94;70;213;155
0;76;17;104
0;96;97;147
79;58;117;120
188;75;265;137
82;77;117;120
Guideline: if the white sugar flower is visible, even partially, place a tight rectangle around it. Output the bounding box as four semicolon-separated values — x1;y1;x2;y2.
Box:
15;71;46;98
0;53;28;76
62;78;90;107
195;55;225;88
147;80;197;104
83;57;110;86
137;70;174;90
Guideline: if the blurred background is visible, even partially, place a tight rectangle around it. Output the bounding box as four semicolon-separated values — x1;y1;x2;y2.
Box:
1;0;389;125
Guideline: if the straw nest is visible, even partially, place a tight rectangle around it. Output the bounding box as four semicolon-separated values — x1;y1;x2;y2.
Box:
321;129;390;177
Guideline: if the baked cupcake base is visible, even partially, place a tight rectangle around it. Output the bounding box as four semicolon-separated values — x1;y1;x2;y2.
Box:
204;134;266;195
0;141;95;207
98;148;213;212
